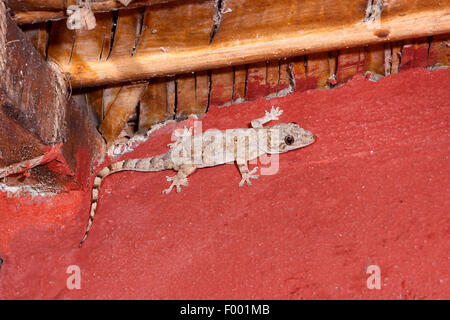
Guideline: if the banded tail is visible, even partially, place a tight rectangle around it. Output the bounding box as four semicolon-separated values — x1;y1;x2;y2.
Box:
79;153;172;247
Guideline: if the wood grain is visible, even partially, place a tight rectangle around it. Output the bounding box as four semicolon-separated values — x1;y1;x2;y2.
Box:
70;12;113;65
233;65;247;103
428;34;450;67
139;78;175;131
176;72;209;120
246;61;268;101
390;42;403;74
278;59;291;94
400;38;430;70
290;55;308;92
47;19;74;66
337;48;366;83
210;67;234;107
108;8;142;59
85;88;104;125
266;60;280;96
11;0;182;24
306;52;331;89
133;0;215;57
99;83;147;144
365;43;386;76
21;23;48;58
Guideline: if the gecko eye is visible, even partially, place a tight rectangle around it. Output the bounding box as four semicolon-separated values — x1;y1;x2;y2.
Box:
284;135;295;145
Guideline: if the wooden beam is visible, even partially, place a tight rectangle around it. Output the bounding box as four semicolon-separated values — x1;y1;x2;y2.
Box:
45;0;450;88
10;0;179;24
0;4;104;185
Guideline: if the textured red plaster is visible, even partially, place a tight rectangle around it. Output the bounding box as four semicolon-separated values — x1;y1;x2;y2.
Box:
0;68;449;299
44;143;74;177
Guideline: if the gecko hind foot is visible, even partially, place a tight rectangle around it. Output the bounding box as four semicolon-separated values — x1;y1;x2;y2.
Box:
239;167;259;187
162;175;189;194
167;126;193;148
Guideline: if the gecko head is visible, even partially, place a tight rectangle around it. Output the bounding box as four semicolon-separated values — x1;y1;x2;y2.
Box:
268;122;315;153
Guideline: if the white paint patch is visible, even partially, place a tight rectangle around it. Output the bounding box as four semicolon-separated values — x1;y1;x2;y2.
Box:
0;183;56;199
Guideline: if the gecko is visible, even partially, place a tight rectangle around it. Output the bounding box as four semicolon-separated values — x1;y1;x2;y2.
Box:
79;107;315;247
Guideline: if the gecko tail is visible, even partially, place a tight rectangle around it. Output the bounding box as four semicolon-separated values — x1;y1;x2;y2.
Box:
79;154;173;248
79;164;110;248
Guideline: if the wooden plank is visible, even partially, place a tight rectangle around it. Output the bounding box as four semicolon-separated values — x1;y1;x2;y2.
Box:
399;40;415;70
213;0;368;44
55;0;450;87
95;9;146;138
99;83;147;144
91;0;215;109
398;37;431;70
21;22;48;58
266;60;279;96
12;0;181;24
210;67;234;107
195;70;210;113
9;0;173;11
290;55;309;92
13;11;65;25
278;59;291;95
306;52;331;89
138;78;175;131
134;0;215;57
246;61;268;101
108;8;142;59
365;43;386;76
102;86;121;114
390;42;403;74
428;34;450;67
415;38;430;68
7;0;68;11
69;12;112;65
233;65;247;103
328;51;338;86
337;48;366;83
246;59;288;99
85;88;104;125
47;11;112;67
175;72;209;120
47;19;74;66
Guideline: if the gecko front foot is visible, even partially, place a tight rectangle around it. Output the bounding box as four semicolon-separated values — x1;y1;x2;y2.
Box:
162;175;189;194
265;106;283;121
239;167;259;187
